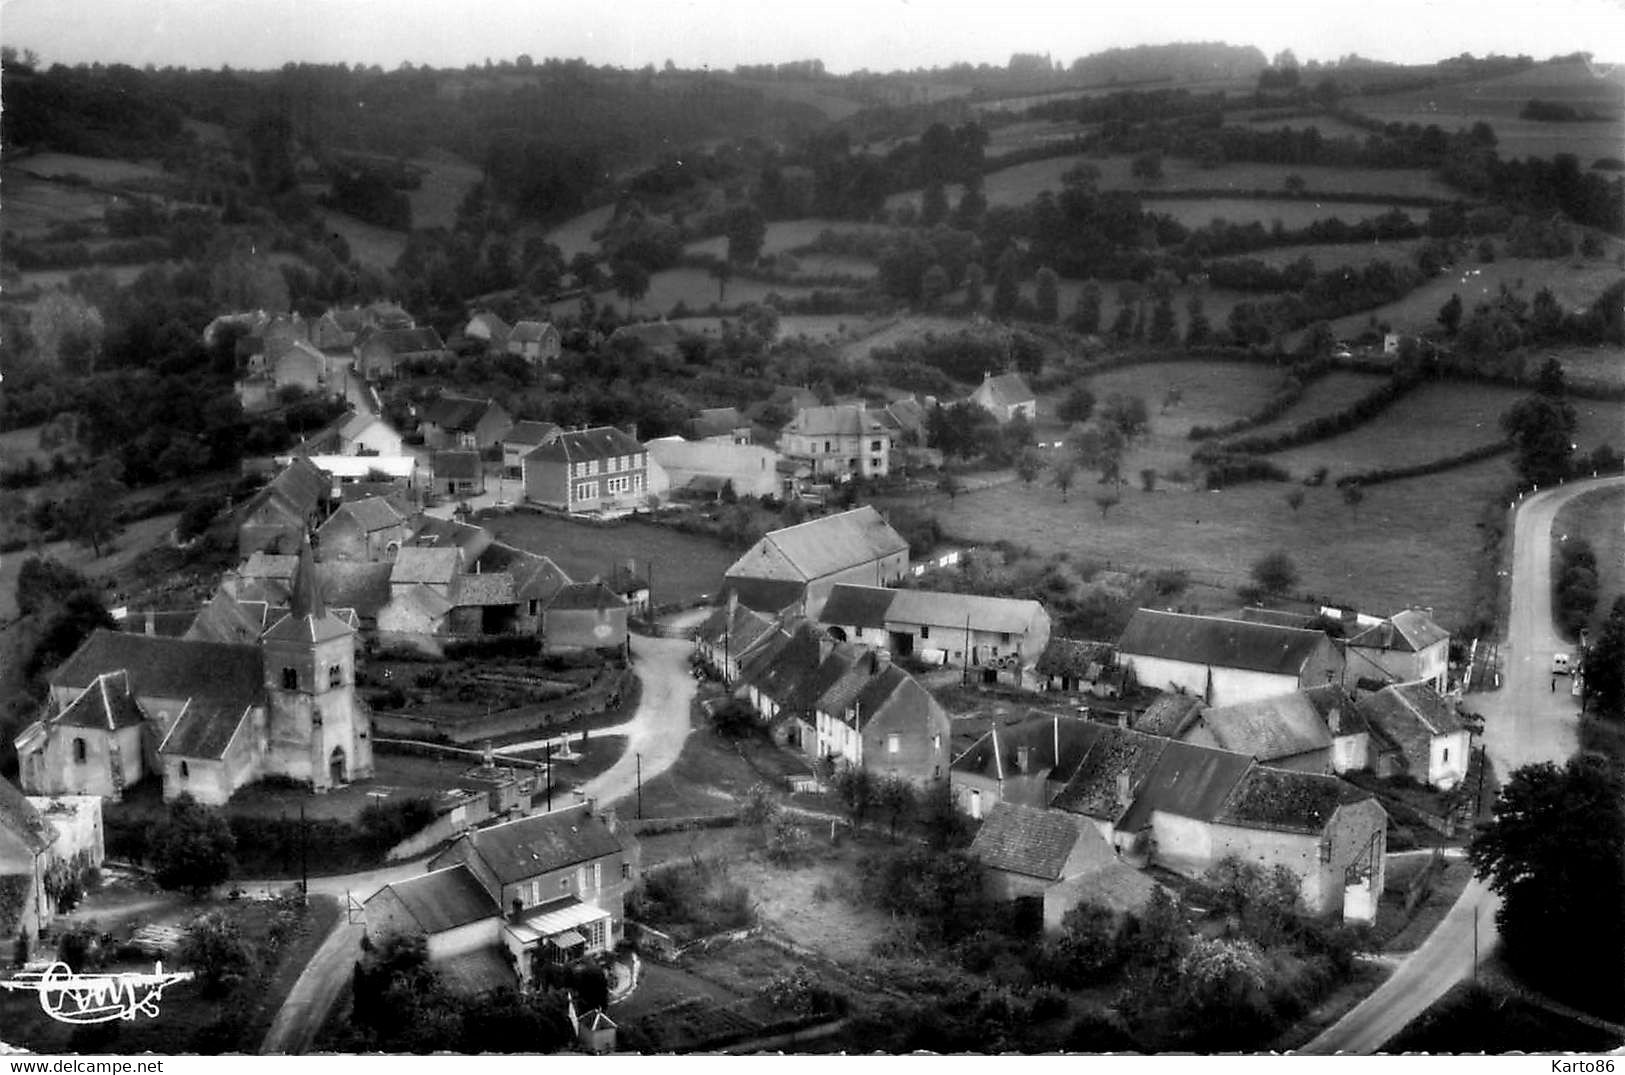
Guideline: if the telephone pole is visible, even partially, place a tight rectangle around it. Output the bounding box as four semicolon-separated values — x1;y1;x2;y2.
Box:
636;752;643;819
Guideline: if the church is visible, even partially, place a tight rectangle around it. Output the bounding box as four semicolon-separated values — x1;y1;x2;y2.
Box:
14;539;374;806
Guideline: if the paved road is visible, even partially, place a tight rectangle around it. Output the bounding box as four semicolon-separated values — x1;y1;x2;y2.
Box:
258;630;697;1053
1302;475;1623;1055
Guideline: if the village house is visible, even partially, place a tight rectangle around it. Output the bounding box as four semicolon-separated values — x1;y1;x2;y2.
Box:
431;450;487;498
967;371;1037;424
19;542;374;806
461;311;512;353
1342;608;1451;693
506;320;561;365
418;802;639;986
474;542;572;636
1033;638;1119;696
337;412;405;457
1116;609;1345;707
1356;681;1472;790
952;712;1387;919
448;572;519;637
420;394;514;451
968;801;1160;930
776;403;894;480
236;456;330;557
724;506;909;618
355;326;447;381
502;421;562;478
520;427;649;516
645;437;783;500
389;546;463;601
1182;685;1370;776
315;497;414;563
692;599;779;684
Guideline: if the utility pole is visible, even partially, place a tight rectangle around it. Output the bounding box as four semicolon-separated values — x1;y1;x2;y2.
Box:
545;742;553;811
299;802;308;903
636;752;643;819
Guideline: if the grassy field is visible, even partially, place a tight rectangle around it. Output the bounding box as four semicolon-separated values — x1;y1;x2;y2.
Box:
1551;485;1625;637
480;512;739;605
1;171;117;237
1543;345;1625;389
1150;198;1422;231
1241;238;1430;271
14;152;169;185
1382;978;1623;1053
319;208;407;270
915;451;1516;628
1237;369;1389;440
543;204;615;261
1269;381;1625;480
1226;110;1376;140
1080;358;1286;440
1311;256;1625;342
544;266;861;321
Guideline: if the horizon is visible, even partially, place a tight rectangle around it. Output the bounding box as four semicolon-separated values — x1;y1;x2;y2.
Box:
3;0;1619;77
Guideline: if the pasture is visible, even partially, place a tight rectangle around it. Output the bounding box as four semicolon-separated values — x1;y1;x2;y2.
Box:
1267;381;1625;480
922;452;1517;631
1311;255;1625;342
320;208;407;270
1227;110;1376;141
1241;239;1430;271
13;152;169;186
544;266;860;321
1;171;115;237
1150;198;1423;231
1038;277;1276;340
479;512;739;605
1237;369;1390;440
397;150;482;231
543;204;615;260
1543;345;1625;389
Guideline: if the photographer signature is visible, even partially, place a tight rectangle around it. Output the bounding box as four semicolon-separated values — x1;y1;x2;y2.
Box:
0;962;193;1024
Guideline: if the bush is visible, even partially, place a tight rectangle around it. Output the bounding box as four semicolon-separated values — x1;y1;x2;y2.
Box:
1203;454;1291;488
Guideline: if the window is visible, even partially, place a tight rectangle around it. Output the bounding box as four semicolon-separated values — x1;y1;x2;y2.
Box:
932;735;941;752
560;877;569;891
633;473;643;491
1000;632;1012;646
577;867;589;892
870;457;881;469
282;667;298;690
1442;747;1449;762
871;440;882;451
887;734;900;755
528;599;540;616
621;862;631;881
824;440;832;453
73;738;87;764
607;476;629;494
329;664;343;689
919;625;930;640
574;481;598;501
1319;835;1333;863
970;789;982;820
180;761;189;780
593;862;602;891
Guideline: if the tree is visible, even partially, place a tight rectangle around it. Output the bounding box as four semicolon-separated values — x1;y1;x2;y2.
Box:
180;912;254;997
740;782;783;833
831;763;875;828
725;203;767;266
938;471;962;505
1093;486;1122;519
1250;551;1299;596
1072;425;1126;484
1100;393;1150;441
962;263;985;313
1057;386;1096;424
1131;151;1164;182
920;181;949;227
609;259;650;315
1139;467;1158;492
991;245;1022;320
920;264;951;307
1341;483;1365;519
1148;294;1178;346
1034;267;1060;323
711;259;731;303
1184;293;1212;347
1050;457;1078;501
1469;756;1625;1011
920;780;969;850
1285;489;1305;513
875;775;917;840
1501;394;1577;486
1283;173;1307;196
1071;279;1102;334
1015;448;1044;487
150;794;236;898
1438;293;1464;335
1582;596;1625;714
59;460;125;559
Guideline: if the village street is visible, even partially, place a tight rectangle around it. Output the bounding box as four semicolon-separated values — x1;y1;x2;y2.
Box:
1301;474;1624;1054
258;627;698;1053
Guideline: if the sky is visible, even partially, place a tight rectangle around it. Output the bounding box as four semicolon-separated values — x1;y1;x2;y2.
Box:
2;0;1621;74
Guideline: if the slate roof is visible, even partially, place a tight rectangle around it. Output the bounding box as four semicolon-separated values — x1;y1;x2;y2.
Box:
317;561;395;619
726;507;907;585
547;581;626;612
56;671;147;730
951;711;1105;783
0;778;55;855
886;589;1045;635
477;545;571;603
1117;610;1328;677
451;805;624;885
1114;740;1255;832
242;552;300;582
1046;863;1161;915
1050;724;1170;822
523;426;645;465
451;572;517;607
329;497;407;533
504;420;562;447
241;457;329;523
392;547;462;587
817;584;898;630
973;371;1035;409
1235;607;1319;630
783;403;888;438
1348;609;1451;653
410;516;491;555
1035;638;1116;678
1196;692;1334;762
422;394;494;431
1215;767;1374;835
1302;683;1369;738
117;610;197;638
52;630;265;710
1133;693;1205;738
159;702;251;760
695;603;778;659
393;584;454;621
1360;682;1466;737
432;450;483;481
374;863;499;934
739;624;827;702
969;802;1110;881
883;398;929;438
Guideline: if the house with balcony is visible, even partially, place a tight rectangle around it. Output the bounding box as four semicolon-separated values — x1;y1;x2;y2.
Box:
777;403;893;481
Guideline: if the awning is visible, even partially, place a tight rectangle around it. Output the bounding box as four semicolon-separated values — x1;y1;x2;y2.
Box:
550;930;586;949
503;897;609;945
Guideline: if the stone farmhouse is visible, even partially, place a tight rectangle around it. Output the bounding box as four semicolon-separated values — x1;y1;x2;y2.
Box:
966;371;1036;423
1116;609;1345;707
777;403;894;480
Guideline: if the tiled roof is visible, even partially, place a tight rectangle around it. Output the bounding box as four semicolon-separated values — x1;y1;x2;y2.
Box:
1235;607;1319;630
1302;684;1368;738
886;589;1045;635
465;311;512;341
817;585;898;630
393;584;454;620
0;778;55;855
1035;638;1115;678
1360;682;1466;737
410;516;491;554
117;610;196;638
56;671;147;730
159;702;251;760
241;552;300;581
392;547;462;586
951;710;1102;782
974;371;1035;409
970;803;1105;881
317;561;395;618
51;630;264;711
451;572;517;607
477;544;571;602
504;420;562;447
1133;693;1205;738
453;805;625;885
508;320;554;343
1050;724;1170;822
523;426;645;465
374;863;499;933
328;497;407;533
422;394;493;431
432;450;483;481
1118;609;1328;677
1348;609;1450;653
547;581;626;612
1215;767;1374;835
1195;692;1334;762
695;603;778;658
1046;863;1161;916
339;412;391;442
1115;741;1255;832
783;403;888;438
726;507;907;585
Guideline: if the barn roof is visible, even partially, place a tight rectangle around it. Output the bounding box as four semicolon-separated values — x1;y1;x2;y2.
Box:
1117;609;1327;677
372;863;498;934
969;802;1110;881
1114;740;1255;832
817;585;898;630
1196;692;1334;762
726;507;907;585
1214;767;1374;835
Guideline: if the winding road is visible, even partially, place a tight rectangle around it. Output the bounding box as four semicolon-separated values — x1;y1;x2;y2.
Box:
258;629;698;1053
1301;475;1624;1055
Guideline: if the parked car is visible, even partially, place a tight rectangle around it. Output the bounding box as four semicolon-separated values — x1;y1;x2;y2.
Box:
1552;653;1572;675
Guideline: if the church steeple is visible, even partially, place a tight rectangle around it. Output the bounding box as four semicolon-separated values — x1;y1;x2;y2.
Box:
290;534;325;620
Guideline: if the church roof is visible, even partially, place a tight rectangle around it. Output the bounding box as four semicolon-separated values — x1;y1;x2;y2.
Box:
158;702;253;760
56;671;148;730
52;631;264;711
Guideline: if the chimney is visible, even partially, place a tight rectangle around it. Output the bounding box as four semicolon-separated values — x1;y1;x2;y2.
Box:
601;807;618;835
818;633;834;663
1117;708;1129;730
1328;707;1341;735
1116;768;1132;807
1015;745;1032;774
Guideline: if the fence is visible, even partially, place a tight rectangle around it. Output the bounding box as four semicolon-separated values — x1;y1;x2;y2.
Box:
385;789;496;862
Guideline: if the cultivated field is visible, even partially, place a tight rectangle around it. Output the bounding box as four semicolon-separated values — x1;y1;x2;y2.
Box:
926;453;1517;630
12;262;171;294
1268;381;1625;480
480;512;740;605
1312;256;1625;342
